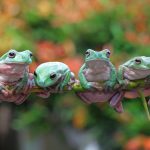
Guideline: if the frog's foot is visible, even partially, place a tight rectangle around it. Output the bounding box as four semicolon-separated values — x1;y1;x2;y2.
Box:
118;79;129;88
0;86;12;97
81;82;95;90
37;91;51;98
114;102;124;113
104;81;116;92
1;90;12;97
90;82;103;91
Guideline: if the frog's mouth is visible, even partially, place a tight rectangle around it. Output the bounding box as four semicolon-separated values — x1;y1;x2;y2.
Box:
124;67;150;80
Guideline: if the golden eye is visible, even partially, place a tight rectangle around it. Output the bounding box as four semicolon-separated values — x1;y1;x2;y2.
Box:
50;73;56;79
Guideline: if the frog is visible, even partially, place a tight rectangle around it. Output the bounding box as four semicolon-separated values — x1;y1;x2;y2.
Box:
34;62;75;98
0;49;34;104
118;56;150;87
76;49;124;113
78;49;117;91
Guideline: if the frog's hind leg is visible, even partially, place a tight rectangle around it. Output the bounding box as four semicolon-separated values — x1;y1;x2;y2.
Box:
109;91;125;113
76;92;92;104
15;94;29;105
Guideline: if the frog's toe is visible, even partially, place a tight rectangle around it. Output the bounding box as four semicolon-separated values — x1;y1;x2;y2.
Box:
109;91;124;108
1;90;10;97
37;91;51;98
83;83;93;90
114;102;124;113
148;99;150;106
104;85;113;92
91;82;103;91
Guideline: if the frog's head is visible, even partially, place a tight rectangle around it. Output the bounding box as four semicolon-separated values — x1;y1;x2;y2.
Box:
85;49;111;62
125;56;150;70
0;49;33;64
34;63;62;88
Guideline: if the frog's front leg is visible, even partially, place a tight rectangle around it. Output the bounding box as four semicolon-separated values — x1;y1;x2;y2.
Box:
67;72;77;90
59;70;72;91
22;73;35;94
117;65;129;86
78;64;93;90
105;63;117;91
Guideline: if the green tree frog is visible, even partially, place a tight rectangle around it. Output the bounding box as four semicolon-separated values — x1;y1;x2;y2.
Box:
78;49;117;91
118;56;150;86
0;49;34;104
34;62;75;98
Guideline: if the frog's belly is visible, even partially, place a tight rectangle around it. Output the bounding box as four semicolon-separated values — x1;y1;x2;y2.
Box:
124;68;150;80
84;68;110;82
0;64;27;82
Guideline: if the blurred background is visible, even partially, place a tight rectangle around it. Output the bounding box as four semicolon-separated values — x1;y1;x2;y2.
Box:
0;0;150;150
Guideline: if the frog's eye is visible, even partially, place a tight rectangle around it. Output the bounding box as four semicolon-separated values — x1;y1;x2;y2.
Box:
106;50;111;58
85;50;90;57
135;58;141;64
50;73;56;80
34;71;37;77
30;53;33;57
8;52;16;58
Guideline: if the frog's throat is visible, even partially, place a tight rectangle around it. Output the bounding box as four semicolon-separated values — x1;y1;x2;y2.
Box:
124;67;150;80
127;67;150;71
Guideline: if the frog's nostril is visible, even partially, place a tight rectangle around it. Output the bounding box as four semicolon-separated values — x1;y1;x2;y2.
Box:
8;52;16;58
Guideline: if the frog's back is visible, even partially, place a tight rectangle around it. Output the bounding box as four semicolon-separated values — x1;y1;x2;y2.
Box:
37;62;69;73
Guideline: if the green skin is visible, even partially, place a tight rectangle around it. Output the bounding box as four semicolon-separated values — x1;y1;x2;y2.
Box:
118;56;150;86
0;49;33;95
78;49;117;91
34;62;74;91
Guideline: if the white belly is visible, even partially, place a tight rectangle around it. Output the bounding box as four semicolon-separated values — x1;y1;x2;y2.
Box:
84;61;111;82
0;64;27;82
